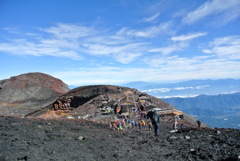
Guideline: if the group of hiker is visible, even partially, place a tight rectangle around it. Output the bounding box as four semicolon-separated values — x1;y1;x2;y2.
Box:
111;118;153;131
111;110;202;136
111;110;161;136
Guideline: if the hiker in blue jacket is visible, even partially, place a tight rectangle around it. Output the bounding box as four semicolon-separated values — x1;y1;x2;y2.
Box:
147;110;160;136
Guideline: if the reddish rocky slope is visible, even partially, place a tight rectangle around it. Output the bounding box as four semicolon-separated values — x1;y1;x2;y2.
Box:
0;72;70;116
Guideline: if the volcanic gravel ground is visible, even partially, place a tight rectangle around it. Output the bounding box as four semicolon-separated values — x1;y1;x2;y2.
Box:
0;116;239;161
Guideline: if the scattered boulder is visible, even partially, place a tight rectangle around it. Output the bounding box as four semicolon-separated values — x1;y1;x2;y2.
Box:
185;135;191;140
77;136;85;140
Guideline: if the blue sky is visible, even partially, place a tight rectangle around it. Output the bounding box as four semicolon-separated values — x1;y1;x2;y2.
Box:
0;0;240;86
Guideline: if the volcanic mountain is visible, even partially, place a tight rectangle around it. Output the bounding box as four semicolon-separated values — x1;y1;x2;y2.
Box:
0;72;206;127
28;85;205;128
0;72;70;116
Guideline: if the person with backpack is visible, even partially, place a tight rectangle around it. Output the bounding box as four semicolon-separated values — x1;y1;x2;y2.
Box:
147;110;160;136
197;120;201;128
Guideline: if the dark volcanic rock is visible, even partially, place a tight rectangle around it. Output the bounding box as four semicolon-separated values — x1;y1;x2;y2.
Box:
0;72;70;116
0;116;239;161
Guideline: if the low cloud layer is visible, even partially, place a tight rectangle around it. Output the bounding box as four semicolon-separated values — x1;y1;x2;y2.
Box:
142;85;209;93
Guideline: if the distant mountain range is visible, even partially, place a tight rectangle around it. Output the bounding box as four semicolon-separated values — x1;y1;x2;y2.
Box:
123;79;240;98
122;79;240;129
162;93;240;129
162;93;240;116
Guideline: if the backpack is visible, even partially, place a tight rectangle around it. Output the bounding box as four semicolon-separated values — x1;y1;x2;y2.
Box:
152;114;159;125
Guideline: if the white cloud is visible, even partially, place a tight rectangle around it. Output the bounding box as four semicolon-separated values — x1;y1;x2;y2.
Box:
0;24;91;60
183;0;240;25
0;38;83;60
0;22;177;64
114;52;142;64
117;21;173;38
142;52;240;84
149;32;207;55
41;23;95;39
149;45;180;55
203;36;240;59
52;50;240;86
171;32;207;41
142;85;209;93
148;42;187;55
0;23;148;63
82;42;145;63
142;12;160;23
144;55;199;68
143;88;171;93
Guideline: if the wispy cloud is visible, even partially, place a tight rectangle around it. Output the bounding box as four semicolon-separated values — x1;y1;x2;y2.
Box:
148;42;187;55
0;38;82;60
183;0;240;25
0;23;149;63
142;12;160;23
203;36;240;59
0;22;176;64
0;24;91;60
82;43;145;64
171;32;207;41
53;51;240;85
142;51;240;84
117;21;173;38
148;32;207;55
41;23;95;39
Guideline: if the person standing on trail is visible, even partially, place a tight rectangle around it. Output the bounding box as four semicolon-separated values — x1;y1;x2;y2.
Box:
197;120;201;128
142;120;146;130
135;120;138;129
131;120;135;129
121;119;125;128
173;117;178;130
147;120;152;132
138;120;142;130
147;110;160;136
180;124;184;130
